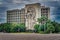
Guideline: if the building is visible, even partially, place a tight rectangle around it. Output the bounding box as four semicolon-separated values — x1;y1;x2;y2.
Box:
7;8;25;24
25;3;50;30
41;6;50;24
7;3;50;30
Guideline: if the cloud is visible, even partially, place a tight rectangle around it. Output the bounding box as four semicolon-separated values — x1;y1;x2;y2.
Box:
0;0;60;23
0;2;2;5
12;0;31;4
50;15;55;21
12;0;60;4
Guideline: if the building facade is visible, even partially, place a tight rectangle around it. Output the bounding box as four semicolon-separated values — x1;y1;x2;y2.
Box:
7;8;25;24
7;3;50;30
25;3;50;30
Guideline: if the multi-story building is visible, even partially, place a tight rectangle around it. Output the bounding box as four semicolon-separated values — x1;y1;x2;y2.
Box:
7;3;50;30
41;6;50;24
7;8;25;24
25;3;50;30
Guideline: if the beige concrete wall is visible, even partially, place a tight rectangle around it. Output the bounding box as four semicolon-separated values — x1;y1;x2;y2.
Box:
25;3;41;30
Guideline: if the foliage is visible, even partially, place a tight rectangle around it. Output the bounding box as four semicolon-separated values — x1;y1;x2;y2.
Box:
46;23;55;33
0;24;4;32
34;24;47;33
37;16;47;23
11;23;26;32
34;24;40;32
34;15;60;33
3;23;12;33
0;23;26;33
0;23;12;33
0;16;60;34
51;21;60;33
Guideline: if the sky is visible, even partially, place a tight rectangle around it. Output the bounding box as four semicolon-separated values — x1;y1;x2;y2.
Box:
0;0;60;23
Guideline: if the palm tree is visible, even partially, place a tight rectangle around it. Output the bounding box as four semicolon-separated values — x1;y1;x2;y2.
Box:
37;16;47;24
37;16;48;32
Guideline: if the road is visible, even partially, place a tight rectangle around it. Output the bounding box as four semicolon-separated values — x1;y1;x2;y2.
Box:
0;33;60;40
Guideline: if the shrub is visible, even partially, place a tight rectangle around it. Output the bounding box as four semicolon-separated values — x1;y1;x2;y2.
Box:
11;23;26;32
34;24;40;33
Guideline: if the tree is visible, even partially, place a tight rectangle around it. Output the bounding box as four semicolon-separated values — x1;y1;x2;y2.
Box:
37;16;47;24
37;16;48;32
3;23;12;33
11;23;26;32
0;24;4;32
51;21;60;33
46;22;55;33
34;24;40;32
19;23;26;32
0;23;12;33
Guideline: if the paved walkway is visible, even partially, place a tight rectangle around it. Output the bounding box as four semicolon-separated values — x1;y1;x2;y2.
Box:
0;33;60;40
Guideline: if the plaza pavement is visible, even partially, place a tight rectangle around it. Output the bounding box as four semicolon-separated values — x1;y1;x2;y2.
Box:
0;33;60;40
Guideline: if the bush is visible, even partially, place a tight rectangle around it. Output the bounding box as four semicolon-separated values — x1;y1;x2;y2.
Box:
0;23;12;33
0;26;3;32
46;23;55;33
34;24;40;33
0;23;26;33
11;23;26;32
